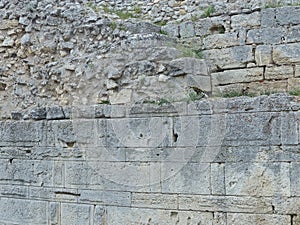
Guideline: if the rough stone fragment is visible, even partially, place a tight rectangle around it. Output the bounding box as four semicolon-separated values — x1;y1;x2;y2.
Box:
1;37;14;47
0;19;18;30
179;21;194;38
168;57;208;76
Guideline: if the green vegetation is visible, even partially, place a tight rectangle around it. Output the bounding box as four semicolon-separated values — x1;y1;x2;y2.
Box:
201;5;215;18
187;92;206;101
160;29;168;35
133;6;142;14
155;20;168;26
102;5;141;19
289;90;300;96
179;46;203;59
87;2;100;12
110;21;117;30
222;91;256;98
157;98;171;105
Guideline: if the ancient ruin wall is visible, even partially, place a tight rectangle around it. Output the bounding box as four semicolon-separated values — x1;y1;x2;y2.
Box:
0;0;300;224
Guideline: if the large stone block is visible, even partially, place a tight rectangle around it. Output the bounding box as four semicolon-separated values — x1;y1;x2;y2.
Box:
255;45;273;66
211;163;225;195
203;46;253;71
225;163;290;197
265;65;294;80
291;163;300;196
61;203;91;225
247;28;286;44
131;193;178;209
178;195;273;213
0;198;48;224
179;21;195;38
106;206;213;225
231;11;260;30
261;8;277;28
65;161;161;192
0;121;43;146
273;43;300;64
203;32;240;49
161;162;211;195
227;213;291;225
276;6;300;25
0;159;54;186
212;68;264;86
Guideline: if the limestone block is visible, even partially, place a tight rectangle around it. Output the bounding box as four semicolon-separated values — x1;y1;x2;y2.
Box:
131;193;177;209
225;163;290;197
194;16;228;37
187;99;213;115
273;43;300;64
61;203;91;225
161;23;179;37
223;112;281;146
280;112;298;145
106;117;171;148
65;161;161;192
0;19;19;30
178;195;273;213
109;89;132;104
0;184;28;198
211;163;225;195
296;65;300;77
231;11;260;30
261;8;277;28
247;28;286;44
265;65;294;80
212;67;264;86
106;206;213;225
273;197;300;214
255;45;272;66
203;32;239;49
161;162;211;195
0;121;43;146
203;45;253;71
288;78;300;92
179;21;195;38
287;25;300;42
0;198;48;224
167;57;208;76
29;186;79;202
291;163;300;196
227;213;291;225
276;6;300;25
79;190;131;206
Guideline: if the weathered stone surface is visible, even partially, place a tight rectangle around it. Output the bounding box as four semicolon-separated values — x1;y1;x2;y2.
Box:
255;45;273;66
203;46;253;71
61;203;91;225
225;163;290;197
273;43;300;64
212;67;263;86
231;11;260;30
178;195;273;213
276;6;300;25
106;207;213;225
203;32;239;49
131;193;177;209
227;213;291;225
265;65;294;80
247;28;286;44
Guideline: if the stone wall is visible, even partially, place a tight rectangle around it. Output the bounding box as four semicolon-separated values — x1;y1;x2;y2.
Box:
0;94;300;224
1;0;300;224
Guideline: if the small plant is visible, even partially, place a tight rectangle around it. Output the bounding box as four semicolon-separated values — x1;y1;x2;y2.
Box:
87;2;100;12
100;100;110;104
222;91;256;98
110;21;117;30
289;90;300;96
191;15;199;22
201;5;215;18
133;6;142;14
188;92;205;101
160;30;168;35
157;98;171;105
178;45;203;59
155;20;168;26
115;10;135;19
102;5;112;13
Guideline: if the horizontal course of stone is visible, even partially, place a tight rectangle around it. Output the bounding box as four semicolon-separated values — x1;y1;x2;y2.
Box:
0;94;300;224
